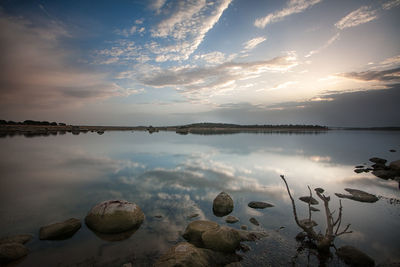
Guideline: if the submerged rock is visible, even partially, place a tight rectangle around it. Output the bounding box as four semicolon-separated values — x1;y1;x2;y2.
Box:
201;226;241;253
335;188;379;203
248;201;274;209
85;200;144;234
182;220;219;247
154;242;241;267
337;245;375;267
389;149;397;153
188;213;199;219
39;218;81;240
240;225;247;230
225;216;239;224
249;218;259;226
0;234;32;245
299;196;319;205
369;157;387;164
389;160;400;170
213;192;234;217
0;243;28;264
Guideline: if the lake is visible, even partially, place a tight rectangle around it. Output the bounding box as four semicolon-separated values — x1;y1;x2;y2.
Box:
0;130;399;266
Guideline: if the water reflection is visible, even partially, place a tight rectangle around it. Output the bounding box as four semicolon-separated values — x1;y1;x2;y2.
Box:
0;131;399;266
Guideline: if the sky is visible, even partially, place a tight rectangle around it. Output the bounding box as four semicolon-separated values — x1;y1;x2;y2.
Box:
0;0;399;127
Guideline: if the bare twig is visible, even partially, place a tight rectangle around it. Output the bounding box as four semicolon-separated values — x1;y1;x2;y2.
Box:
307;185;312;221
336;224;352;236
280;175;300;226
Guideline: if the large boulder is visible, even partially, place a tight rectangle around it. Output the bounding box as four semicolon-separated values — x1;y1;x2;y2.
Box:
154;242;240;267
335;188;378;203
0;243;28;264
336;245;375;267
0;234;32;245
213;192;234;217
248;201;274;209
201;226;241;253
182;220;219;247
85;200;144;234
39;218;81;240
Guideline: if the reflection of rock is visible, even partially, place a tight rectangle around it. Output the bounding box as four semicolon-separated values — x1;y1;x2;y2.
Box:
248;201;274;209
299;196;319;205
39;218;81;240
336;245;374;267
0;243;28;264
0;234;32;245
154;242;241;267
225;216;239;224
90;227;139;242
85;200;144;234
249;218;259;226
213;192;234;217
335;188;378;203
369;157;387;164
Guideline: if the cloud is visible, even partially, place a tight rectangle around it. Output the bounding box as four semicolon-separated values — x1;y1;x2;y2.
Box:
305;32;340;57
136;53;298;100
150;0;167;14
243;36;267;51
339;67;400;82
193;51;227;64
0;14;125;114
254;0;322;29
148;0;232;62
382;0;400;10
335;6;378;30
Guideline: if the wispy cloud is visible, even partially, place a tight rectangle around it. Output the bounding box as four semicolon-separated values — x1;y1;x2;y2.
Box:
134;53;298;100
339;67;400;82
335;6;378;30
254;0;322;29
243;36;267;51
382;0;400;10
257;81;299;92
305;32;340;57
150;0;167;14
193;51;227;64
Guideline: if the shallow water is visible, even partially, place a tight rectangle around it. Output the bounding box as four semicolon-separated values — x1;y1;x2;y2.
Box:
0;130;399;266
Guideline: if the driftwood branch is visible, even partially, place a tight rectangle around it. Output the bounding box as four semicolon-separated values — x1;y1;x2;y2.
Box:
280;175;300;226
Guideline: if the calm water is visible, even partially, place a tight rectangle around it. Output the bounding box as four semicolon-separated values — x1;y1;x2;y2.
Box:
0;130;399;266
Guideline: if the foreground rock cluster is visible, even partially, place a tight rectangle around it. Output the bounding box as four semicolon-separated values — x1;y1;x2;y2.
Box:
354;157;400;182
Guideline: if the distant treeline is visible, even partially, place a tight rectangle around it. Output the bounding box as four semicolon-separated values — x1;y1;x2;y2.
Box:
177;122;328;129
0;120;66;126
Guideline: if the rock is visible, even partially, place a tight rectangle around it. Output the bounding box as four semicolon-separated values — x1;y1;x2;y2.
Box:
355;165;364;168
188;213;199;219
154;215;162;218
154;242;241;267
97;131;104;135
0;243;28;264
372;163;387;170
335;188;378;203
299;196;319;205
249;218;259;226
337;245;375;267
240;225;247;230
0;234;33;245
225;216;239;224
354;169;364;173
299;219;318;228
248;201;274;209
239;243;250;252
85;200;144;234
213;192;234;217
201;226;241;253
182;220;219;247
237;229;268;241
389;149;396;152
122;263;133;267
372;170;398;180
310;206;320;212
389;160;400;170
369;157;387;164
39;218;81;240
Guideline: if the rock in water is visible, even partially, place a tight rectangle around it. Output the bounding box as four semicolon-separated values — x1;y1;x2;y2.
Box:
248;201;274;209
212;192;234;217
85;200;144;234
249;218;259;226
39;218;81;240
337;246;375;267
0;243;28;264
225;216;239;224
335;188;378;203
0;234;32;245
389;160;400;170
299;196;319;205
154;242;241;267
310;206;320;212
201;226;241;253
182;220;219;247
369;157;387;164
